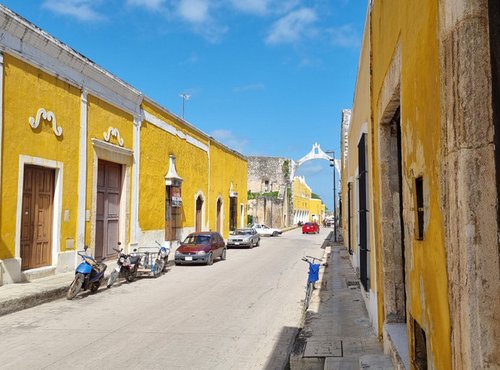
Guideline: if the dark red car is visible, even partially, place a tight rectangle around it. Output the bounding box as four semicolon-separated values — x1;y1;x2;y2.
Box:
302;222;320;234
174;231;226;266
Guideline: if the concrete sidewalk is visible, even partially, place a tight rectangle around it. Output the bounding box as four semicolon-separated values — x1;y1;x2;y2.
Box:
0;270;74;317
290;241;394;369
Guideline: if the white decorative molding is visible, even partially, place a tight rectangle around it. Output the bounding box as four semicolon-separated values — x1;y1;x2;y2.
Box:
28;108;63;137
142;110;209;153
103;127;124;146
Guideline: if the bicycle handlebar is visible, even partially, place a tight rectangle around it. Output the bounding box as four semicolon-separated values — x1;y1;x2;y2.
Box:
302;255;321;263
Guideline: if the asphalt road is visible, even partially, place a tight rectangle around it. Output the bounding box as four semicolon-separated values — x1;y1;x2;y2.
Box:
0;227;330;370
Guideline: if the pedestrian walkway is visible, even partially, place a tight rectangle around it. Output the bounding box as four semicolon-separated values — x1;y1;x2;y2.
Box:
290;241;393;369
0;270;74;317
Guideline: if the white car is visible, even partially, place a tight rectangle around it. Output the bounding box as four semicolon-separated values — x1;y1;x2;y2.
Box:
252;224;282;237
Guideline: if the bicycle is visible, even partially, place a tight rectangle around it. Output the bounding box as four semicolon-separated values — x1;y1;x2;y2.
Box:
302;255;321;310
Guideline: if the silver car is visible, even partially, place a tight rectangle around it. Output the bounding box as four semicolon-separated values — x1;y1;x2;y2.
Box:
227;228;260;248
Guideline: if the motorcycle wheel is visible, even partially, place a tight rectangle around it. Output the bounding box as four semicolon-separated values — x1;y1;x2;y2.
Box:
162;257;168;272
67;273;84;300
126;267;137;282
154;259;164;278
107;270;119;288
90;282;100;293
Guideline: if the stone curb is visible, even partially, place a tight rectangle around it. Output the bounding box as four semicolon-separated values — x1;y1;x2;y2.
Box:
0;286;68;317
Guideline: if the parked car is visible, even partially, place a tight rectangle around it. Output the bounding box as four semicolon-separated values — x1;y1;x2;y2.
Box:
175;232;226;265
252;223;282;237
302;222;320;234
227;228;260;248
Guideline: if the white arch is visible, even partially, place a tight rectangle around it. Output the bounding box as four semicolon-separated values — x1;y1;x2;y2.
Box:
291;143;341;181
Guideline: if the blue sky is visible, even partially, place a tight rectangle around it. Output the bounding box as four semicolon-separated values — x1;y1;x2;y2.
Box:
2;0;367;209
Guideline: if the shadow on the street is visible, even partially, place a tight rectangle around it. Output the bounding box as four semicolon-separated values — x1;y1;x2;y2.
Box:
262;326;299;370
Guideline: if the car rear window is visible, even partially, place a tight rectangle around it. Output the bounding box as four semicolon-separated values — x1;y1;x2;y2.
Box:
183;235;211;244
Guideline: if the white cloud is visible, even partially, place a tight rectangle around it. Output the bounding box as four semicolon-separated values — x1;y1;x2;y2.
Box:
126;0;166;11
177;0;211;24
210;129;248;152
42;0;105;21
229;0;300;16
265;8;317;45
328;24;360;48
229;0;268;15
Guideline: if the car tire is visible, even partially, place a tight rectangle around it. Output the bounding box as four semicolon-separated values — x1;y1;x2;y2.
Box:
272;231;278;237
220;248;227;261
249;241;254;249
207;253;214;266
256;239;260;247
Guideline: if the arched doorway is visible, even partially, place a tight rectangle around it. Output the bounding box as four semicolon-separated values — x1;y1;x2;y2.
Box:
216;198;222;233
195;195;203;232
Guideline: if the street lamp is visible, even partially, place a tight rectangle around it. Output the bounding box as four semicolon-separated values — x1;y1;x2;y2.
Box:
329;157;337;243
325;150;337;243
179;93;190;119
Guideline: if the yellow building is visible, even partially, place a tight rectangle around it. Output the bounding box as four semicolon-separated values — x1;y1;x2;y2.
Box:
0;6;247;285
292;176;311;224
308;198;325;224
342;1;500;369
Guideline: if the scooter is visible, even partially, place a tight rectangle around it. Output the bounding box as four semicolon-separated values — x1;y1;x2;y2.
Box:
67;246;107;300
107;243;141;288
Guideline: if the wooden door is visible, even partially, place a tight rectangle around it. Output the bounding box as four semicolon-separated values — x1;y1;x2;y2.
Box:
195;196;203;232
95;160;121;259
216;199;222;233
21;166;54;270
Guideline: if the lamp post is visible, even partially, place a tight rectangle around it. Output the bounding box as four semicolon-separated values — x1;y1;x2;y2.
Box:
326;150;337;243
179;93;190;119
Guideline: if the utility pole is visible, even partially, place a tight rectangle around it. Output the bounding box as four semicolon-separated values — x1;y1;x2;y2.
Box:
179;93;190;119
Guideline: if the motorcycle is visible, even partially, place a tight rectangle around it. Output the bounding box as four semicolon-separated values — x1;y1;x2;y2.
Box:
67;246;107;300
107;243;141;288
155;240;170;273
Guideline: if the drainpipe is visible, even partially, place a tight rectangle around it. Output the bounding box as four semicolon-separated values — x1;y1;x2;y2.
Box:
77;89;88;250
131;113;143;248
207;140;211;231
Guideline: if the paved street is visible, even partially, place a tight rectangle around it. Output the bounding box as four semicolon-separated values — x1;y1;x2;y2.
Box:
0;228;328;370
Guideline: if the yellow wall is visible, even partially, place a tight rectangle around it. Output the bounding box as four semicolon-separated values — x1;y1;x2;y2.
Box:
209;142;248;238
0;55;81;258
293;177;311;213
371;1;451;367
309;198;324;222
140;102;209;233
139;102;247;240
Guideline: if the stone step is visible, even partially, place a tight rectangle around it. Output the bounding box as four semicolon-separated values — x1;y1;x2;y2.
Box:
22;266;56;281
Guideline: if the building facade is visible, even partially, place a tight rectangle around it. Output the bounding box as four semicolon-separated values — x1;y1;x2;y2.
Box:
292;176;311;224
0;5;247;286
247;156;291;228
341;1;500;369
309;198;325;224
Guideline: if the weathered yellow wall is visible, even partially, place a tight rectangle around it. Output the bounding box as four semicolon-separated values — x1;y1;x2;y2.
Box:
0;54;81;258
293;177;311;213
371;1;451;367
209;142;248;238
140;102;209;233
86;95;133;244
